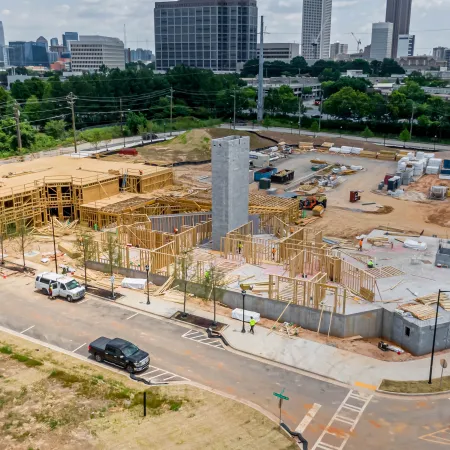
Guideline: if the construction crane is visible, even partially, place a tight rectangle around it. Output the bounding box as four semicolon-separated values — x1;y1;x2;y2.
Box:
311;16;331;59
351;32;362;53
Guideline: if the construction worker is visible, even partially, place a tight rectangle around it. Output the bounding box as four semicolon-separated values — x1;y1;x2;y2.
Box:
249;317;256;334
48;283;54;300
271;246;276;261
358;239;363;252
174;227;179;234
205;270;211;283
238;242;243;254
367;259;375;269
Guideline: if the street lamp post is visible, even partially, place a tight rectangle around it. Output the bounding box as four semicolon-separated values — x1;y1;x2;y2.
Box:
429;289;450;384
340;126;342;138
241;290;246;333
80;237;88;292
145;264;150;305
434;135;437;152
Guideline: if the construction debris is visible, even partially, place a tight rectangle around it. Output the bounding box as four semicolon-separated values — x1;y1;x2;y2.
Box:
399;303;438;321
416;292;450;311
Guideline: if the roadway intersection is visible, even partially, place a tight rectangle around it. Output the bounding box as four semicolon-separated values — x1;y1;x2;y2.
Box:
0;277;449;449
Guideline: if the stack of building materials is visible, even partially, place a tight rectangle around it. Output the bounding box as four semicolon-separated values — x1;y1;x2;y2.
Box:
416;292;450;311
340;146;352;154
439;160;450;180
377;150;397;161
360;150;377;158
401;168;414;185
329;147;341;153
399;303;438;320
411;159;425;176
426;158;442;175
350;147;363;155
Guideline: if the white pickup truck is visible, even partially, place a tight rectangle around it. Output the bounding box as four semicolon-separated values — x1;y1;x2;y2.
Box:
35;272;85;302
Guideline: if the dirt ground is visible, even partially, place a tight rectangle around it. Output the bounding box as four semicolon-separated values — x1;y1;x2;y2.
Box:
0;331;296;450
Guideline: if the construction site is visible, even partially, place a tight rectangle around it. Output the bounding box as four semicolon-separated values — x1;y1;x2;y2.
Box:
2;127;450;358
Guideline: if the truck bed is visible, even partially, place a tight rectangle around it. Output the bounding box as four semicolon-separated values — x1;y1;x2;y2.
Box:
89;336;111;352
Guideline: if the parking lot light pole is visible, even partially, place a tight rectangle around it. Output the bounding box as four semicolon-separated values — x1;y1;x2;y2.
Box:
241;290;246;333
51;216;58;274
145;265;150;305
429;289;450;384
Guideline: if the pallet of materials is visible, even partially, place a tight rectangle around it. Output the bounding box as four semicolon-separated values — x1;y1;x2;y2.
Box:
367;236;391;246
377;150;398;161
359;150;378;159
415;292;450;311
399;303;438;321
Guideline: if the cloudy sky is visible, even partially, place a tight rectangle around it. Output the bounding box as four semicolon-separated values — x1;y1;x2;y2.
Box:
1;0;450;54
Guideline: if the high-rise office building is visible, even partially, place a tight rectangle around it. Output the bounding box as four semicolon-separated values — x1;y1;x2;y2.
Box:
8;41;49;67
433;47;448;61
256;43;300;62
50;37;59;47
370;22;393;60
131;48;153;62
0;21;5;67
301;0;332;60
36;36;49;52
62;32;79;51
154;0;258;71
385;0;412;58
397;34;414;57
70;35;125;72
330;42;348;59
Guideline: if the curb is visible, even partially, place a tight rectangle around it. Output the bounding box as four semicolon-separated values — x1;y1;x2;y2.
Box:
376;388;450;397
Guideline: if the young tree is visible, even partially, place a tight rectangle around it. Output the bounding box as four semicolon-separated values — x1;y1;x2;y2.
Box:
310;120;320;137
102;232;122;275
75;233;97;290
173;251;194;317
23;95;41;122
11;219;33;269
203;262;227;326
399;128;411;147
361;126;374;141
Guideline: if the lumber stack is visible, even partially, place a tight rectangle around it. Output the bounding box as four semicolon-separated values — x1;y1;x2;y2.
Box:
377;150;398;161
359;150;377;159
367;236;390;247
399;303;438;320
416;292;450;311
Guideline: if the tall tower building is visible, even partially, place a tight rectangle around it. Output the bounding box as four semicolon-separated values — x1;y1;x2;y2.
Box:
0;21;5;66
0;21;5;47
385;0;412;58
301;0;333;60
370;22;393;60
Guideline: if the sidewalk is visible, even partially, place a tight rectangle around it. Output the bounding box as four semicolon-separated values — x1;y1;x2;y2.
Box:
112;288;450;390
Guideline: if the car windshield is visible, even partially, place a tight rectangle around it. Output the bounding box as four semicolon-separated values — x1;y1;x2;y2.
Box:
122;344;139;357
65;280;80;290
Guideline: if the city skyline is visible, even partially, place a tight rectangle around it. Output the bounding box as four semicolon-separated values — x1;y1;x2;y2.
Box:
1;0;450;56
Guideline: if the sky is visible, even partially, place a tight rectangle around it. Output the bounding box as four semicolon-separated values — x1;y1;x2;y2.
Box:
1;0;450;55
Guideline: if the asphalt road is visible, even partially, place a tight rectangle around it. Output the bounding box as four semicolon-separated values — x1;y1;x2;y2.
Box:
1;278;449;449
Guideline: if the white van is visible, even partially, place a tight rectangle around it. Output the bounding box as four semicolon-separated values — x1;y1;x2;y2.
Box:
35;272;85;302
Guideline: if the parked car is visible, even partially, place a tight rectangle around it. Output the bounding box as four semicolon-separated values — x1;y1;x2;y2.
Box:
88;337;150;373
142;132;158;140
35;272;85;301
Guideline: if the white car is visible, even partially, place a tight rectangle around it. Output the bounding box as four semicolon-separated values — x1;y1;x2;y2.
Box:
35;272;85;302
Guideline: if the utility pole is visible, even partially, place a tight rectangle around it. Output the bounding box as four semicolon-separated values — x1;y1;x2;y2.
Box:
66;93;78;153
14;101;22;151
119;97;125;147
233;87;236;130
169;87;173;136
257;15;264;123
298;91;303;135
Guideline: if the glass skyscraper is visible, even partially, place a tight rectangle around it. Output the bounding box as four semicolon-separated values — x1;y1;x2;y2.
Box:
154;0;258;71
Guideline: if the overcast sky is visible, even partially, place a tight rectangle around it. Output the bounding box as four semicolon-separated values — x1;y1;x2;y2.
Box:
1;0;450;55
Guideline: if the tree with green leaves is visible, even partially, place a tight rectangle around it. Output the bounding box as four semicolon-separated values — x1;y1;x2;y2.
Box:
311;120;319;137
44;120;66;140
102;232;123;276
11;219;33;269
23;95;41;123
399;129;411;147
126;112;148;135
75;233;97;290
173;251;195;317
361;126;374;141
203;262;227;326
322;87;370;121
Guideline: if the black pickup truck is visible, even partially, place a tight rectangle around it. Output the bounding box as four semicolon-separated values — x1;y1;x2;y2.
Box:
88;337;150;373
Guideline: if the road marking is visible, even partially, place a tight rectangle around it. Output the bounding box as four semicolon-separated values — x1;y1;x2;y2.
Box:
140;365;189;383
295;403;322;434
312;390;373;450
78;298;89;304
419;427;450;445
125;312;139;320
20;325;34;334
72;343;86;353
181;329;225;350
354;381;377;391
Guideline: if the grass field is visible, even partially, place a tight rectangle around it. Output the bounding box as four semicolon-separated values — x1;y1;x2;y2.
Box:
0;332;296;450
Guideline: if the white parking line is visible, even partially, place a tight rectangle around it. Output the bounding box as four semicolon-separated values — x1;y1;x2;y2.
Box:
295;403;322;434
312;390;372;450
20;325;34;334
125;312;139;320
140;365;189;383
78;298;89;304
181;329;225;350
72;343;86;353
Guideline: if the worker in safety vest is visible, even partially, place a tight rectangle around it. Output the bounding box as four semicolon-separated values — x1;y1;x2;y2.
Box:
249;317;256;334
367;260;374;269
358;239;363;252
271;247;276;260
205;270;211;283
174;227;179;234
238;242;243;254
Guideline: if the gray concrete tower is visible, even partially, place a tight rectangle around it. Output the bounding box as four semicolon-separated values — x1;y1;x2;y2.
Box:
212;136;250;250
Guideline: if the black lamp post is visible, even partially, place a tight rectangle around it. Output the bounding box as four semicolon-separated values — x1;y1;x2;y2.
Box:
429;289;450;384
81;237;88;292
434;135;437;152
340;126;342;138
145;264;150;305
0;233;4;265
241;289;246;333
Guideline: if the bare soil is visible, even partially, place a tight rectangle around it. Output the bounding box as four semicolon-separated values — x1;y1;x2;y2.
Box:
0;331;296;450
